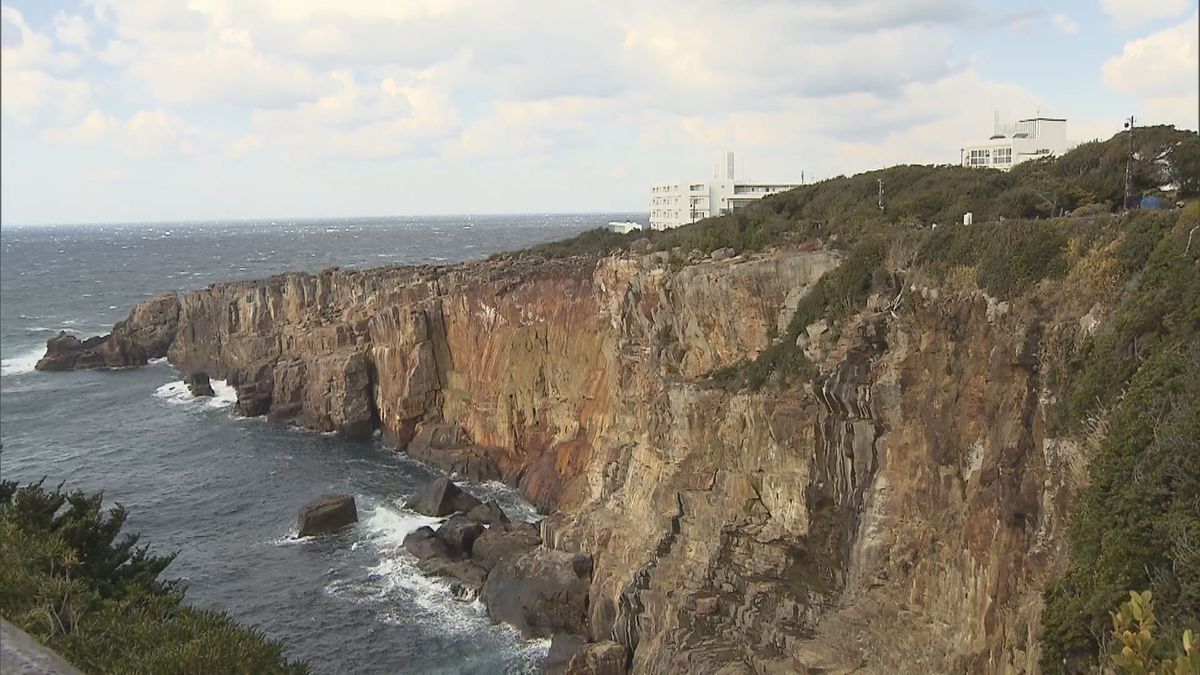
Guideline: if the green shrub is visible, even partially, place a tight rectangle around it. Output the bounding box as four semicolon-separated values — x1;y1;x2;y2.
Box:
0;480;307;674
1041;209;1200;672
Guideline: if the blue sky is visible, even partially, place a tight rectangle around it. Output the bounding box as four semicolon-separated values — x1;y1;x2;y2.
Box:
2;0;1197;225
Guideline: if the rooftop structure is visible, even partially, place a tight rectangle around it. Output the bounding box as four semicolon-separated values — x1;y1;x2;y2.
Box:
649;152;800;231
962;114;1068;171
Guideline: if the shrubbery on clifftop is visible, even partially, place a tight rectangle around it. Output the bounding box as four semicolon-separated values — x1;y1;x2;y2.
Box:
0;480;307;674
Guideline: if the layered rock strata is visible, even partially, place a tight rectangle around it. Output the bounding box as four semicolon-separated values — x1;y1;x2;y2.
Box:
50;244;1107;673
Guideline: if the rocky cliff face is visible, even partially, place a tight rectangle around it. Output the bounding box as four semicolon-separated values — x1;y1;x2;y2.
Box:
59;242;1112;673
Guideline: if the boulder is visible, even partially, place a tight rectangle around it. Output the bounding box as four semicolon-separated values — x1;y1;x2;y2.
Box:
466;500;510;526
403;526;450;560
404;477;482;517
545;633;587;675
416;557;489;598
184;372;216;397
471;521;541;571
481;547;592;637
436;514;484;558
566;642;628;675
709;247;736;262
297;494;358;537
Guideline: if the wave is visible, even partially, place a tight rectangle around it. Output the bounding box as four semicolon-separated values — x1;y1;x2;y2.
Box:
0;346;44;376
152;378;238;408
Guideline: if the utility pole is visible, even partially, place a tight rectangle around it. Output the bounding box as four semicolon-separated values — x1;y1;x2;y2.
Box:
877;179;885;211
1123;115;1136;211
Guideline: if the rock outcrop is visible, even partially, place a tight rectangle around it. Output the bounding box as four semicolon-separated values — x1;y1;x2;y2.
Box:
184;372;215;397
297;495;358;537
53;242;1120;672
35;293;178;371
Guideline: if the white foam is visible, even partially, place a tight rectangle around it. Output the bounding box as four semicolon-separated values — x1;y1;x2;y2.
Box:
153;378;238;409
363;502;440;550
0;347;45;376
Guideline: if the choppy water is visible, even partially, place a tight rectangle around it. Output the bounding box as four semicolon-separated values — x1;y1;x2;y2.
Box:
0;214;632;673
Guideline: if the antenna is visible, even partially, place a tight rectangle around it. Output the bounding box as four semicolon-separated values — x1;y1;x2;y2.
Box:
1122;115;1136;211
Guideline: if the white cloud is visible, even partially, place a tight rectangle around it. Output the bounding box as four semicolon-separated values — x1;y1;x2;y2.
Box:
1;6;90;122
1103;11;1200;129
446;97;613;159
124;28;334;107
44;108;210;158
1051;13;1078;34
1100;0;1191;27
250;67;460;158
53;11;91;48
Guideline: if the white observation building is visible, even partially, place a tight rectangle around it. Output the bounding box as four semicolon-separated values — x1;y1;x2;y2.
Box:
649;152;801;231
962;114;1069;171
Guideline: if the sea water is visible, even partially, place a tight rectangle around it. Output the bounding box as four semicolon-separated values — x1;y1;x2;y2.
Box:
0;214;631;673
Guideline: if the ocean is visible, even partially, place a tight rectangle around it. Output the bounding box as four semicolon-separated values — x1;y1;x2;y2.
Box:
0;214;632;674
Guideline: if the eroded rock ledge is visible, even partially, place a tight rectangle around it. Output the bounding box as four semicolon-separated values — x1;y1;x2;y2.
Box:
44;245;1098;673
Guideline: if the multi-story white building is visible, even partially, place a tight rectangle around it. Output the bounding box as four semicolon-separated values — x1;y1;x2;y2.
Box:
962;115;1068;171
649;152;800;230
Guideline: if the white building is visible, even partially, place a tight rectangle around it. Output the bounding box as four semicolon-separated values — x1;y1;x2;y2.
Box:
649;152;800;230
962;115;1069;171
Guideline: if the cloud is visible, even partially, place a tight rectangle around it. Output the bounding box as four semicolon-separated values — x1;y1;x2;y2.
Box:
446;97;612;159
1051;13;1078;34
1099;0;1192;26
124;28;334;107
44;108;211;158
1;6;90;122
1103;11;1200;128
249;67;460;158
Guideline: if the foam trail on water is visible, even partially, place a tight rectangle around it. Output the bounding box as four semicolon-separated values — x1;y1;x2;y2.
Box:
0;347;45;376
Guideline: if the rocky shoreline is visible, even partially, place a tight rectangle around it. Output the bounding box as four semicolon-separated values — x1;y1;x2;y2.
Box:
36;242;1103;672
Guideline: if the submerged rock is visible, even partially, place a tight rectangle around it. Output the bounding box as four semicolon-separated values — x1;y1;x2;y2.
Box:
404;477;482;517
184;372;216;397
297;494;357;537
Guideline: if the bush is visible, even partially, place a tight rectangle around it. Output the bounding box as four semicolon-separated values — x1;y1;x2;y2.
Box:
1041;209;1200;672
0;480;307;674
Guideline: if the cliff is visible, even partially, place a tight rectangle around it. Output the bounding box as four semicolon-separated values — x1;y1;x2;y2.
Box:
57;214;1160;673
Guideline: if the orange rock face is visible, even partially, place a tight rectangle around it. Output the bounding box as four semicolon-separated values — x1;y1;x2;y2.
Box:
88;245;1104;672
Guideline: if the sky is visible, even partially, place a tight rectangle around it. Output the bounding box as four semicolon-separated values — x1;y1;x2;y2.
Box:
1;0;1197;225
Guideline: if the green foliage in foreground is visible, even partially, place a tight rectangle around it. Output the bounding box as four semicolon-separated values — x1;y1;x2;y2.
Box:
0;480;307;675
1108;591;1198;675
1041;208;1200;672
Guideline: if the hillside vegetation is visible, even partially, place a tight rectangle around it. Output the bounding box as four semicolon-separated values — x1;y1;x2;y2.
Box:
517;124;1200;671
518;124;1198;261
0;480;307;674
